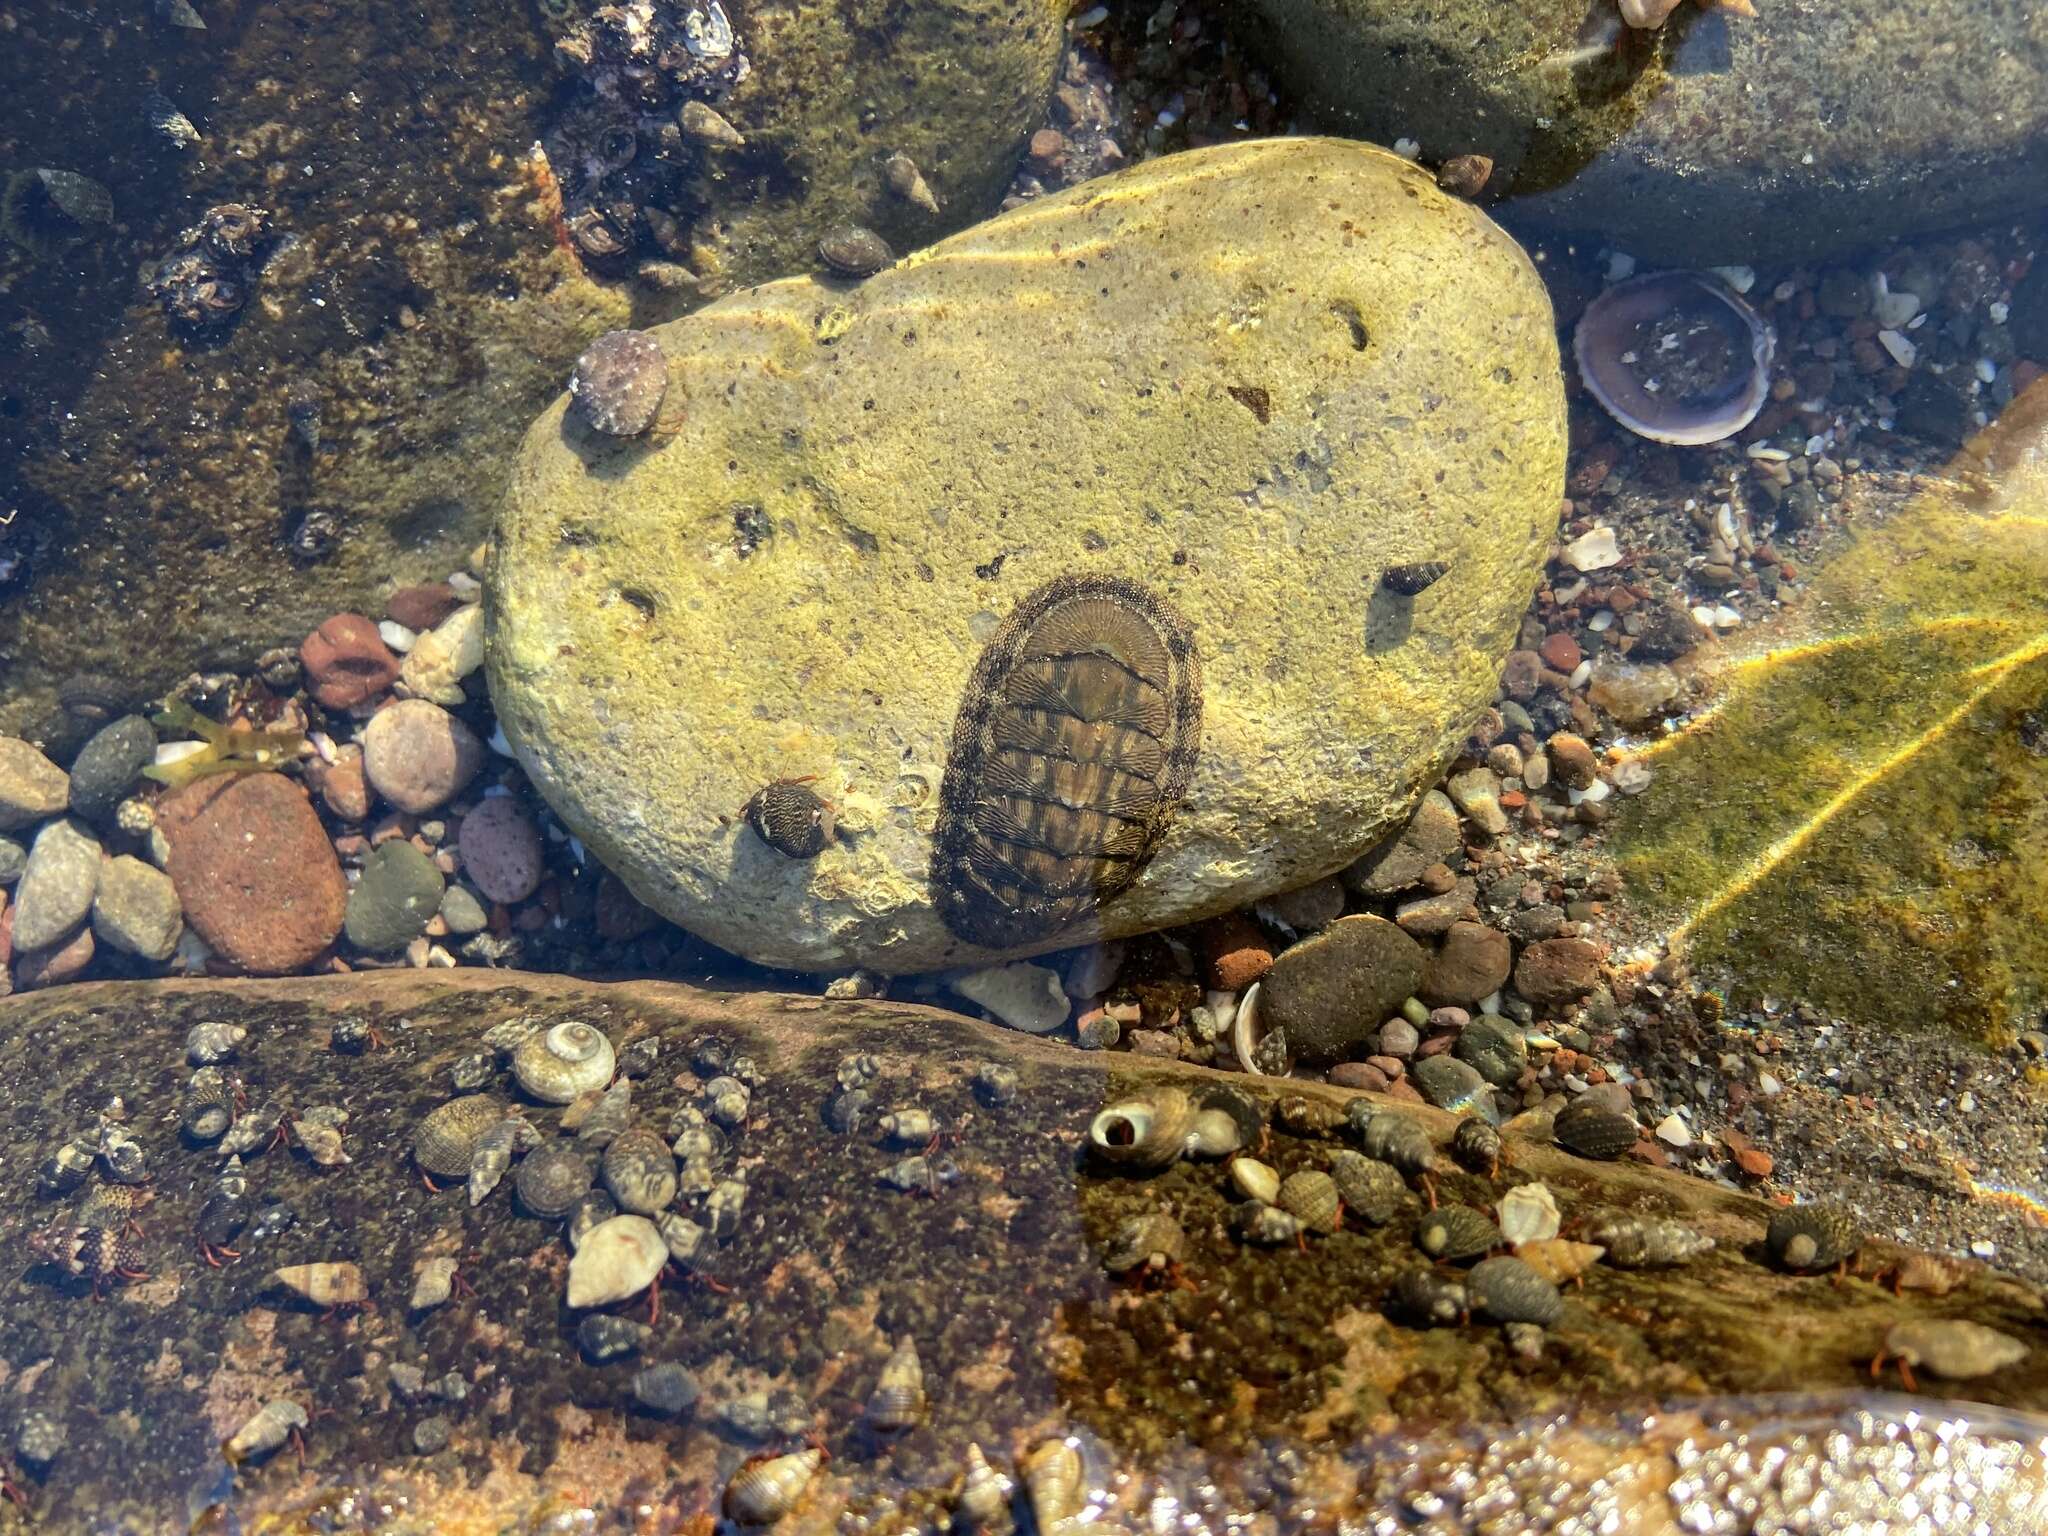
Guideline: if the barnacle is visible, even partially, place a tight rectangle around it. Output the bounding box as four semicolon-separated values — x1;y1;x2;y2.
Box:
142;701;309;787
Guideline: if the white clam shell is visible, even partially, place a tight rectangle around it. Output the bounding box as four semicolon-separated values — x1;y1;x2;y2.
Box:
514;1021;616;1104
565;1214;667;1308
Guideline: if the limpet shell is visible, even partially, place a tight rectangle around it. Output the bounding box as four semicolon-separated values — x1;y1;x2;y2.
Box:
514;1021;615;1104
817;224;893;278
1553;1100;1638;1161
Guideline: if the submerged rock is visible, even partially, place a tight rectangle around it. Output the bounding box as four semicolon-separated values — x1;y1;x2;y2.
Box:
490;138;1566;972
0;969;2039;1531
1242;0;2048;262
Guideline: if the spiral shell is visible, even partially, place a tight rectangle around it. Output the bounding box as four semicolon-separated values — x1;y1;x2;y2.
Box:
725;1446;825;1523
411;1256;458;1311
1088;1088;1197;1170
1416;1205;1500;1263
38;1138;96;1196
1021;1439;1083;1532
866;1336;927;1430
1278;1169;1342;1234
1553;1100;1638;1161
1361;1112;1438;1177
1103;1212;1185;1274
1328;1150;1406;1225
226;1399;307;1462
1585;1211;1715;1268
657;1212;707;1266
468;1115;534;1205
1496;1183;1561;1247
413;1094;506;1180
879;1107;934;1146
79;1183;138;1231
186;1021;247;1065
1451;1115;1502;1175
1766;1202;1859;1273
957;1443;1011;1526
517;1142;597;1219
1513;1238;1606;1287
1239;1202;1303;1245
575;1076;635;1146
1468;1255;1564;1326
182;1075;234;1143
602;1127;679;1215
1186;1106;1244;1158
271;1261;367;1306
513;1021;615;1104
1389;1267;1467;1327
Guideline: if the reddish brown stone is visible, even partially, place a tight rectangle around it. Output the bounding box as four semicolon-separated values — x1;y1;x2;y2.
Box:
1384;1077;1425;1104
305;743;371;821
0;894;12;998
1500;649;1547;701
1028;128;1066;168
15;925;94;989
1203;912;1273;992
159;773;347;974
386;583;463;632
1329;1062;1391;1092
1420;920;1512;1006
300;614;400;711
1538;632;1583;673
1365;1054;1406;1080
1514;936;1604;1010
595;872;662;942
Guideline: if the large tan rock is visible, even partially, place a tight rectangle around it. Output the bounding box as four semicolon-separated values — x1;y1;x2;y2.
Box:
490;138;1567;972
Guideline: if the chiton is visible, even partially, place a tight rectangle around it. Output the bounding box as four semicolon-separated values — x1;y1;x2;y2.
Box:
930;575;1201;950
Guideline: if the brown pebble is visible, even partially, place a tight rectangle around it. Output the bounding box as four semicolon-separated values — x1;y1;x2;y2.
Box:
1435;153;1493;198
1365;1054;1406;1080
14;924;95;989
1545;731;1599;789
1329;1062;1391;1092
1028;128;1066;168
1513;937;1603;1010
160;773;347;974
1203;912;1273;992
1421;920;1512;1007
300;613;400;711
305;744;371;822
1126;1030;1182;1059
1418;862;1457;895
1538;633;1583;673
387;583;463;632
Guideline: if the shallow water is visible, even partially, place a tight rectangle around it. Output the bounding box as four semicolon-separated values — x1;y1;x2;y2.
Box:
1;0;2045;1528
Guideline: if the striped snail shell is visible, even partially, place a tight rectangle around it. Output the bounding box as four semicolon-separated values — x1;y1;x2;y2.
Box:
865;1336;926;1431
1415;1205;1500;1264
513;1021;615;1105
956;1442;1012;1526
725;1446;825;1524
1552;1099;1638;1161
1021;1438;1083;1533
1278;1169;1342;1234
270;1261;367;1306
225;1399;307;1463
1468;1255;1563;1326
413;1095;506;1181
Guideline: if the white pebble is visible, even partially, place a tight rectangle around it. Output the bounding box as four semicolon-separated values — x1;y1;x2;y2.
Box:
953;961;1070;1035
1609;758;1654;795
1870;276;1920;329
1971;1239;1997;1260
1562;526;1622;572
1710;264;1755;294
1803;435;1826;456
1568;659;1592;690
1392;137;1421;160
155;739;210;770
1758;1071;1782;1096
1876;330;1917;368
446;571;483;600
1604;250;1637;283
1072;3;1108;24
1567;777;1611;807
379;619;417;654
1587;609;1615;633
1975;358;1998;384
488;723;516;758
1989;301;2010;324
1654;1112;1692;1149
1205;989;1239;1032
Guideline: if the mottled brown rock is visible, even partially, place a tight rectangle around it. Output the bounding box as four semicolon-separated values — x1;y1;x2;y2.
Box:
1421;920;1513;1007
386;582;463;632
300;613;401;711
1203;912;1273;992
1546;731;1599;790
361;699;486;815
0;736;69;831
306;742;372;821
1260;914;1427;1066
1514;935;1604;1009
159;772;346;973
14;923;95;989
1343;790;1462;897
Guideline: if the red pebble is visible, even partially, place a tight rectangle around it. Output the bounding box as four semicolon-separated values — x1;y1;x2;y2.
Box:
1538;632;1583;672
300;614;400;711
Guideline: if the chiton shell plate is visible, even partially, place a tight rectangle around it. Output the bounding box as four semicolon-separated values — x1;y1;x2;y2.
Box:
931;574;1201;951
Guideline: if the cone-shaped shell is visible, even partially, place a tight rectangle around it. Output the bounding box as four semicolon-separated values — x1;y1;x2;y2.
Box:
957;1443;1009;1525
866;1336;927;1430
270;1261;366;1306
602;1126;679;1215
1088;1088;1196;1170
413;1094;506;1179
1021;1439;1083;1531
514;1021;615;1104
1573;273;1774;446
1361;1112;1437;1175
565;1214;667;1308
1451;1115;1501;1174
725;1446;825;1523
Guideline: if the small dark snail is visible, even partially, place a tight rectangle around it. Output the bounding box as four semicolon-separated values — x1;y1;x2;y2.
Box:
742;777;838;859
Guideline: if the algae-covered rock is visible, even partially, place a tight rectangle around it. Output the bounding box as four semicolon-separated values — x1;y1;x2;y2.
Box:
0;969;2041;1534
490;137;1566;973
1245;0;2048;263
0;0;1062;745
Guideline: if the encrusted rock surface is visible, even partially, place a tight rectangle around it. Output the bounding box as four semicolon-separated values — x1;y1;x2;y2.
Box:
0;970;2040;1531
490;137;1566;972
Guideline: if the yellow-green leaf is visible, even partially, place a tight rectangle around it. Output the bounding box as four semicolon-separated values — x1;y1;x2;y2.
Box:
1614;382;2048;1041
